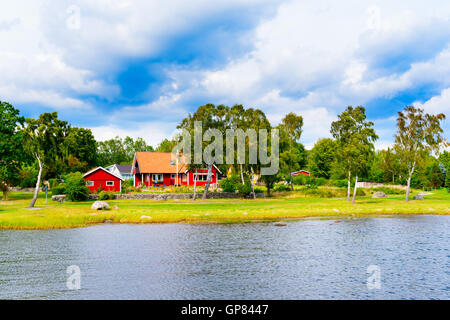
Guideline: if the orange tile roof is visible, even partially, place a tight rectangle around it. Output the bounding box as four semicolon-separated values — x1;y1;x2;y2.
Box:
134;152;188;174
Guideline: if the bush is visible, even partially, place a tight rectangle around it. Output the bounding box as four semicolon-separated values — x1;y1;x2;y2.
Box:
236;181;253;197
219;176;240;193
51;183;66;196
64;172;89;201
331;179;348;188
98;191;114;200
126;179;134;187
18;164;38;188
371;187;405;195
274;184;292;192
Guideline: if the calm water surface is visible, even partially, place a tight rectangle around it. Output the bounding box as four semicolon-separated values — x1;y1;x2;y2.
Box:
0;215;449;299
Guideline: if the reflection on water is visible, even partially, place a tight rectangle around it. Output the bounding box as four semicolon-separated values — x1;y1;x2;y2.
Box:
0;215;449;299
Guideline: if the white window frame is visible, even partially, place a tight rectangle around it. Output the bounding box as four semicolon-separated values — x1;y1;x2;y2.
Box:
152;174;163;183
106;181;114;186
86;181;94;187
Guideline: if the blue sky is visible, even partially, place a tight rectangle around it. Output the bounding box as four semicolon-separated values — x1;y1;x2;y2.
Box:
0;1;449;149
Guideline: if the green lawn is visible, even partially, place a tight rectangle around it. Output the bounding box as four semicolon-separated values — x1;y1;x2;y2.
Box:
0;189;449;229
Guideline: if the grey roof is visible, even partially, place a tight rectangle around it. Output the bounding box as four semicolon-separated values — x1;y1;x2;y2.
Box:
116;164;133;175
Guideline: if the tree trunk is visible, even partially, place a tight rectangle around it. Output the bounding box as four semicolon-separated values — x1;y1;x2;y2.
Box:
202;164;213;200
289;174;294;191
2;188;8;201
352;175;358;205
406;175;412;202
267;186;271;197
240;165;245;184
250;167;256;199
347;170;351;201
29;154;42;208
392;173;395;185
192;171;198;201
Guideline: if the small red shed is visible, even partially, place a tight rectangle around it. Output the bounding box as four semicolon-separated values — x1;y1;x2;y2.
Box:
83;167;124;193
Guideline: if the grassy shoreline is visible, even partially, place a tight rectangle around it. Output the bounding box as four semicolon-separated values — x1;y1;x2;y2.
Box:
0;189;449;230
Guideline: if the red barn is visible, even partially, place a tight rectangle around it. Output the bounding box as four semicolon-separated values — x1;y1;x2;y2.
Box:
132;152;221;187
83;167;124;193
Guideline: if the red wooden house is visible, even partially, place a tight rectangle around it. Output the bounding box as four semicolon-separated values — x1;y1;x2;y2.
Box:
132;152;221;187
291;170;311;176
83;167;124;193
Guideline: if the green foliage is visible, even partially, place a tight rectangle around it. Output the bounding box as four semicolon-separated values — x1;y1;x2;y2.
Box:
0;101;25;196
371;187;405;195
394;106;446;198
292;175;326;186
18;164;38;188
64;172;89;201
51;183;66;196
220;175;240;193
260;174;281;196
98;191;115;200
97;136;154;167
330;179;349;188
274;184;291;192
308;138;336;179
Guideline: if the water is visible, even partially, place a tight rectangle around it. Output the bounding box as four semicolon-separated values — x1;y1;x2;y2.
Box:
0;215;449;299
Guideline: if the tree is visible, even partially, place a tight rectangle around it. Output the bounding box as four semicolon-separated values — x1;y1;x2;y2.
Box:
331;106;378;204
0;101;25;200
260;173;280;197
23;112;69;208
378;148;401;184
97;136;153;166
177;104;229;200
155;138;177;152
394;106;446;201
278;113;304;191
308;138;336;179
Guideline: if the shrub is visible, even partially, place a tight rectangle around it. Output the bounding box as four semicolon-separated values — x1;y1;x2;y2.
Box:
126;179;134;187
371;187;405;195
219;176;240;193
236;181;253;197
98;191;115;200
274;184;291;192
51;183;66;196
331;179;348;188
18;164;38;188
64;172;89;201
253;187;264;194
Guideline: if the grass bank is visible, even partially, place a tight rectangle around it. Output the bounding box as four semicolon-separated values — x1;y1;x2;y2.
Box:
0;189;449;229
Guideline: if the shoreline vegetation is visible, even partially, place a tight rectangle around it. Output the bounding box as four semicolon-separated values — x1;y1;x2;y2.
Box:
0;188;449;230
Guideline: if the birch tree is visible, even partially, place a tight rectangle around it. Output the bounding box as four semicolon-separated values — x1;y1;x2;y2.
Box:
394;106;446;201
331;106;378;203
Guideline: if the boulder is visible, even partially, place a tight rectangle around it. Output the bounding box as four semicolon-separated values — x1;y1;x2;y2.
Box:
372;192;387;198
52;195;66;203
274;221;287;227
413;194;424;200
91;201;109;210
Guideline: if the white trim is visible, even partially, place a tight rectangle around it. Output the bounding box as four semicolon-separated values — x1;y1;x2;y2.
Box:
83;167;124;181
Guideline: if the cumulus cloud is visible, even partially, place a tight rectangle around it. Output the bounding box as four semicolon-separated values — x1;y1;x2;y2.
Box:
1;0;450;147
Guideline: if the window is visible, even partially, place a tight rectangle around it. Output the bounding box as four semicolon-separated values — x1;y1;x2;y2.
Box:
171;174;176;179
182;174;186;182
194;173;212;181
106;181;114;186
86;181;94;187
152;174;163;183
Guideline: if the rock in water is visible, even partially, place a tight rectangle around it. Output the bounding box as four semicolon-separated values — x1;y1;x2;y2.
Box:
274;221;287;227
413;194;424;200
91;201;109;210
372;192;387;198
